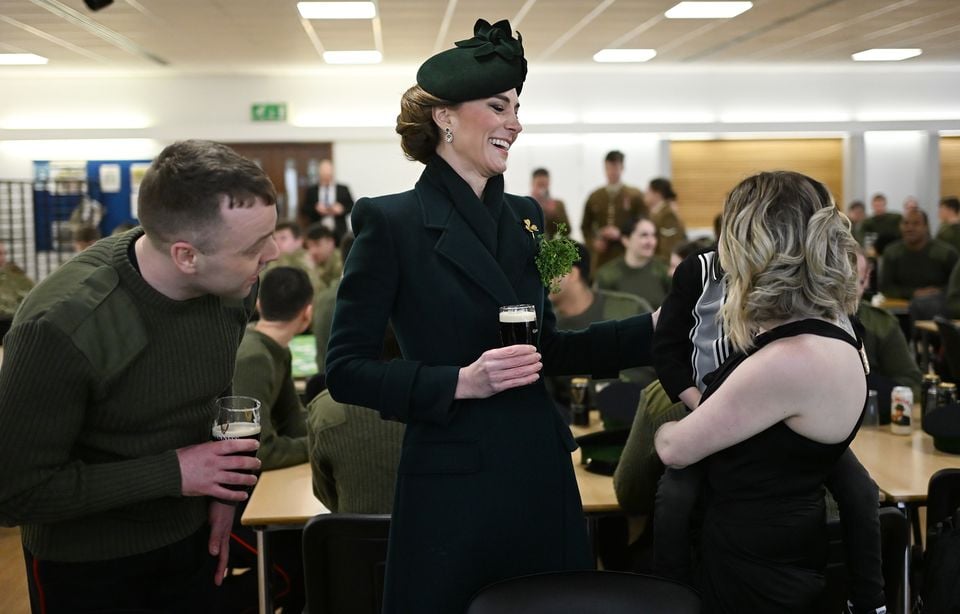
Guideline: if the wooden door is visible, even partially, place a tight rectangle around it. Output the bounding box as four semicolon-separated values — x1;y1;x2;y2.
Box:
226;142;333;220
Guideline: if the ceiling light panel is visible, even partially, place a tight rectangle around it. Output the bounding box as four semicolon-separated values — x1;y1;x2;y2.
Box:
322;50;382;64
851;48;922;62
593;48;657;63
297;2;376;20
665;2;753;19
0;53;49;65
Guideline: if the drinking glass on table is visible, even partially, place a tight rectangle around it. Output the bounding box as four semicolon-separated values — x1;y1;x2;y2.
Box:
499;304;538;347
862;390;879;428
570;377;590;426
212;395;262;493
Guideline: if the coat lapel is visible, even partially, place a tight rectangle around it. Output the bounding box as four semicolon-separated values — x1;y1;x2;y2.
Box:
418;177;518;307
497;197;539;296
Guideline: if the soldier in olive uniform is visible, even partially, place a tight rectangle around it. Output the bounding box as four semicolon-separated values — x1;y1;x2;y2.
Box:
0;242;35;341
581;151;647;271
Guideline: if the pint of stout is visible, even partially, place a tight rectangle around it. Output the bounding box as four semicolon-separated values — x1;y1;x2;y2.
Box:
213;396;262;493
499;304;537;346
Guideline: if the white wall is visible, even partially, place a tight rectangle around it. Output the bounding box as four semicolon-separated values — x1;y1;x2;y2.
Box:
2;64;959;237
863;131;936;219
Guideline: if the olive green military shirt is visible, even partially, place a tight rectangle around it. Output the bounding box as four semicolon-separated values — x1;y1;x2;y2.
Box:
0;264;34;319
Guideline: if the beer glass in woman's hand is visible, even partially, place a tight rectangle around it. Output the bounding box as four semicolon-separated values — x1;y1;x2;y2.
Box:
499;304;538;347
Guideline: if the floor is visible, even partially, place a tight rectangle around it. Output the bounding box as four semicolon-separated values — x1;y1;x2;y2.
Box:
0;527;29;614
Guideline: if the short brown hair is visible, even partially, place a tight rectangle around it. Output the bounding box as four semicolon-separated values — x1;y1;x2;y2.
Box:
396;85;456;164
138;140;277;252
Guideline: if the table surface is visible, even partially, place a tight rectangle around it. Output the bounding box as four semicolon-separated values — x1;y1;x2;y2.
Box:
242;418;618;527
875;297;910;314
850;426;959;502
243;414;956;526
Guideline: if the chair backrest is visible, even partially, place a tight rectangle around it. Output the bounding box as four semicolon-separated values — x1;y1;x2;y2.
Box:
819;508;909;614
927;469;960;545
934;316;960;382
594;380;644;429
464;570;700;614
878;507;910;614
302;513;391;614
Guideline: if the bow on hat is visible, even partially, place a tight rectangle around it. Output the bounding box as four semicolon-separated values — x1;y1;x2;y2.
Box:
456;19;523;62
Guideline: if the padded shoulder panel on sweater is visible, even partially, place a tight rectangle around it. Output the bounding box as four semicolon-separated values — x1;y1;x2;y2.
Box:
43;266;148;382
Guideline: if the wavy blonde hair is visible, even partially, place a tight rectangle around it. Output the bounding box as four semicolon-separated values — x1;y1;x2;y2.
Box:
718;171;858;352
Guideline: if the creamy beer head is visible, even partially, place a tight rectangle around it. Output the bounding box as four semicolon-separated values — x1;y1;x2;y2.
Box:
499;304;537;347
211;421;262;440
499;309;536;324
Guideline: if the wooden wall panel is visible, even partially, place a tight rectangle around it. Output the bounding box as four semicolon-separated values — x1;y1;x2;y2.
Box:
670;139;844;230
226;142;332;220
942;137;960;200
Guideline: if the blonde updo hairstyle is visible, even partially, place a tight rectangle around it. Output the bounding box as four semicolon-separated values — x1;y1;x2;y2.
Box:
396;85;457;164
718;171;858;353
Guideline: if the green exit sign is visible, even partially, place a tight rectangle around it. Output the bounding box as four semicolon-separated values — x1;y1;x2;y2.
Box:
251;103;287;122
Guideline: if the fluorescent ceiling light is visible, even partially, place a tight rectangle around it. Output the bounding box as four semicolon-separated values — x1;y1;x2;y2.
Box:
719;110;851;123
322;50;382;64
593;49;657;63
0;112;152;130
851;48;922;62
0;53;49;65
297;2;376;19
665;2;753;19
583;110;714;124
291;111;393;127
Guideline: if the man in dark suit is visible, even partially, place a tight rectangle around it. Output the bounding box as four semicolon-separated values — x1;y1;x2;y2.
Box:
300;159;354;243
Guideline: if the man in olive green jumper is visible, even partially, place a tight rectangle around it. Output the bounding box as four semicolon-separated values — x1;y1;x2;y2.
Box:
232;266;312;612
0;140;279;613
856;251;922;399
234;266;311;471
0;240;34;341
307;392;405;513
862;193;902;255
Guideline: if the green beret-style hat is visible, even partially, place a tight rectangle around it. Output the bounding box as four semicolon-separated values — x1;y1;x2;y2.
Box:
416;18;527;102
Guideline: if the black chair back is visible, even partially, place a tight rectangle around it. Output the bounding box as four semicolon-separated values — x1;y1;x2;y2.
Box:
934;316;960;382
820;508;909;614
878;507;910;613
927;469;960;548
595;381;644;429
302;513;391;614
464;570;700;614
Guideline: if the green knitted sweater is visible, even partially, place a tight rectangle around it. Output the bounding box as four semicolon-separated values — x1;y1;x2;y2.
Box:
306;390;403;514
233;328;309;471
0;229;255;561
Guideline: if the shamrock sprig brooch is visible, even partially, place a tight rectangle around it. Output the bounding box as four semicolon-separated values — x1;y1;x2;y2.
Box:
522;219;579;293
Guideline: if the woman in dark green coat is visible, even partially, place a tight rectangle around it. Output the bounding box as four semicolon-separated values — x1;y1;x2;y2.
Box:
325;19;656;614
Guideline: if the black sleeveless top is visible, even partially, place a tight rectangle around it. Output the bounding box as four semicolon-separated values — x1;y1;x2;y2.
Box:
697;318;866;614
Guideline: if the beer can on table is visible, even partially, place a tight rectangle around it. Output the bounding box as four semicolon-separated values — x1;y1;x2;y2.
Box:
890;386;913;435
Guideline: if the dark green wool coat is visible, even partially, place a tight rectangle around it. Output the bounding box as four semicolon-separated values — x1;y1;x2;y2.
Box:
326;156;654;614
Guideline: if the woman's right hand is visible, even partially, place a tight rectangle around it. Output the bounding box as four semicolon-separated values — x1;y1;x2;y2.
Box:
455;345;542;399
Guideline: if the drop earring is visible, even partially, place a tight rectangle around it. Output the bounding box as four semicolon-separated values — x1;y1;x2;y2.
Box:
443;127;453;143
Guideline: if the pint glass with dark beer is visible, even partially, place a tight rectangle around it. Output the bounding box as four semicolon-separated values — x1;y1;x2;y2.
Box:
499;304;537;346
212;395;261;493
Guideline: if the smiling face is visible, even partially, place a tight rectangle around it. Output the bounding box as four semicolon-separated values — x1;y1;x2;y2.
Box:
436;89;522;181
622;219;657;262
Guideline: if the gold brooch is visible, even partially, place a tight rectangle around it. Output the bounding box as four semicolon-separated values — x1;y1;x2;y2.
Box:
523;218;539;237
